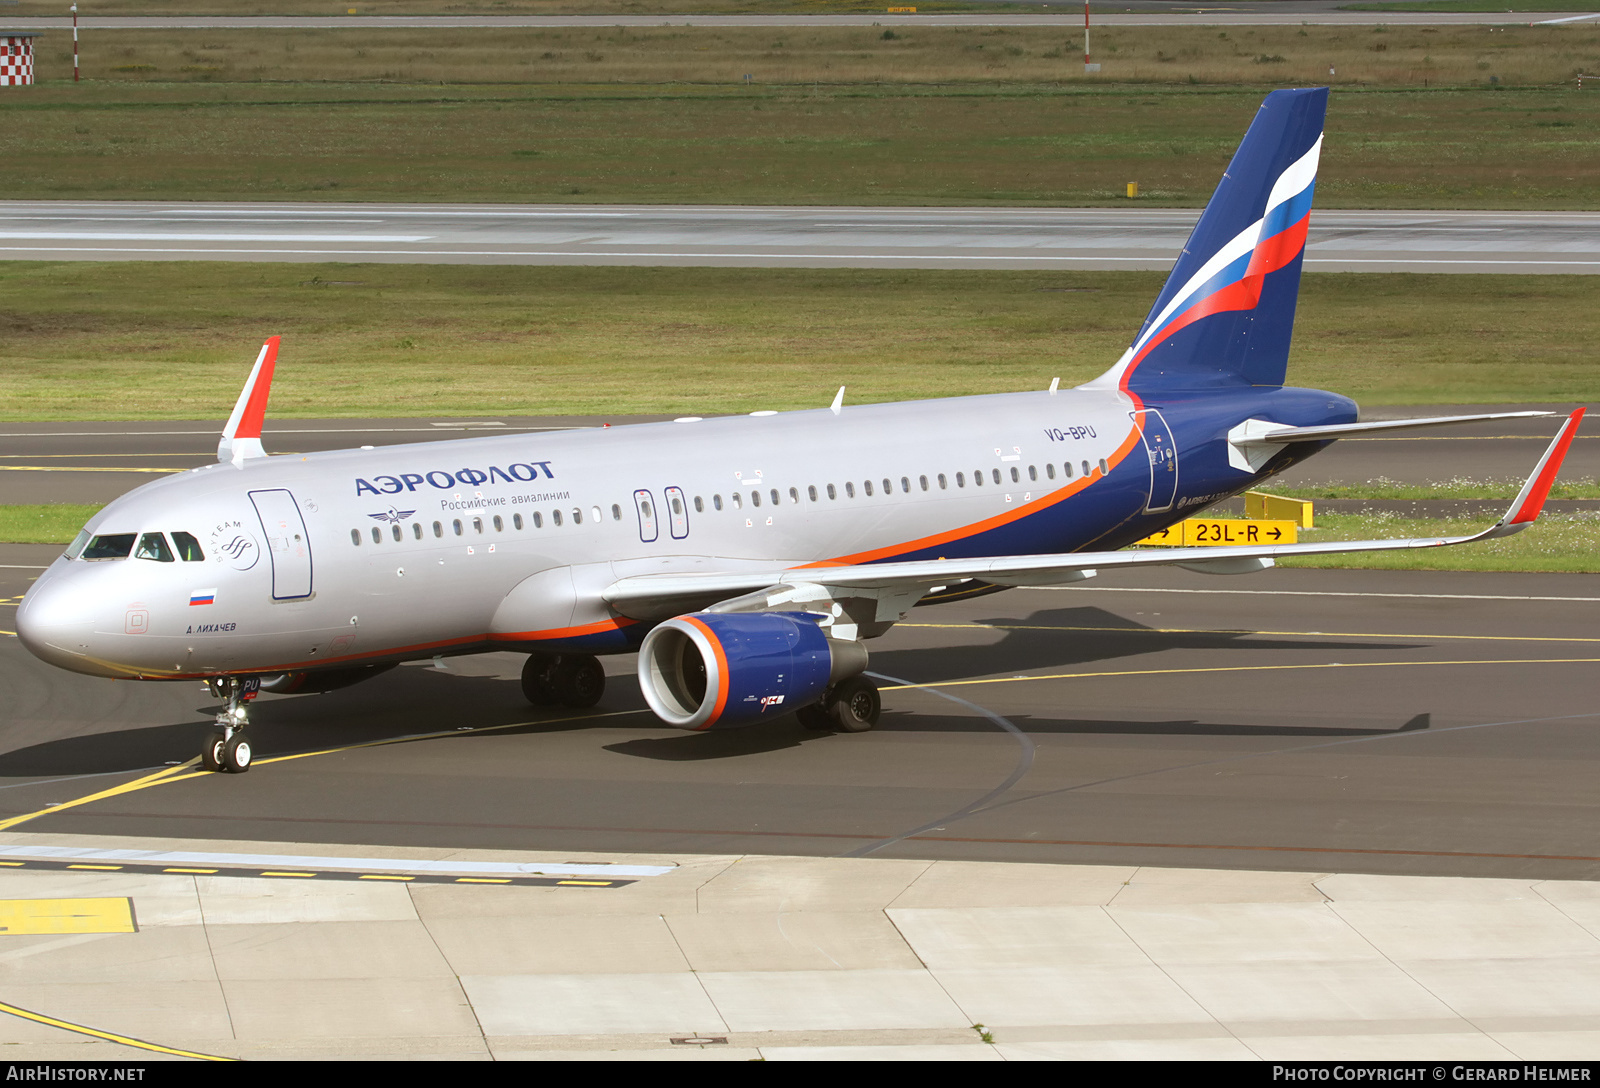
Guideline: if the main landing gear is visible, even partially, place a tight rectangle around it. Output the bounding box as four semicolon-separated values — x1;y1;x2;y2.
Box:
521;652;606;709
201;676;257;773
796;674;882;734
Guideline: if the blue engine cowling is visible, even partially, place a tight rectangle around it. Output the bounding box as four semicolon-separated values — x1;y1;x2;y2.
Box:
637;611;867;730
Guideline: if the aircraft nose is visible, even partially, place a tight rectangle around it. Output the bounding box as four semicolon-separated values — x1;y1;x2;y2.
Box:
15;567;122;678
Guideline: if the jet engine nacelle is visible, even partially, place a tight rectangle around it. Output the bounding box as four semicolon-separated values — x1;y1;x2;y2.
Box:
638;612;867;730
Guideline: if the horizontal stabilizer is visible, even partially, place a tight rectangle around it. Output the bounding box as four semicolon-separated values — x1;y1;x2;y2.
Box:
218;337;279;465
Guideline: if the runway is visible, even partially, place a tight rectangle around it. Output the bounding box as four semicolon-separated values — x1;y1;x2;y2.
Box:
5;203;1599;273
8;11;1598;28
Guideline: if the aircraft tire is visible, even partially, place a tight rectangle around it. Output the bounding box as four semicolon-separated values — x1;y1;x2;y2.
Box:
795;703;834;731
552;655;605;709
520;653;559;705
223;735;253;774
827;676;881;734
202;732;226;772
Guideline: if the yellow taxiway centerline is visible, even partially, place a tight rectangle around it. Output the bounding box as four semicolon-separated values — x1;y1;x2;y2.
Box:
899;622;1600;645
0;998;234;1061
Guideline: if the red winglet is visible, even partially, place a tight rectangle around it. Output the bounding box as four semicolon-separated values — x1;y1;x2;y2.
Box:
1505;407;1585;526
218;337;280;464
234;336;279;440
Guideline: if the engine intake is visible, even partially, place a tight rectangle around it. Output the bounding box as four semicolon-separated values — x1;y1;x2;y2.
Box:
638;611;866;730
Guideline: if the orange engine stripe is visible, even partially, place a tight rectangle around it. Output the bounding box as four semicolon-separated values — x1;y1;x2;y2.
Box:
679;616;730;729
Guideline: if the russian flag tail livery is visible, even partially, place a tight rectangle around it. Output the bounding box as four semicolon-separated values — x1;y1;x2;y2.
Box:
1091;87;1327;398
218;336;280;465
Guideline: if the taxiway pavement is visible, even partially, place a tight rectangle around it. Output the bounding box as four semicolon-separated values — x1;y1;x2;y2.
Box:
5;204;1598;273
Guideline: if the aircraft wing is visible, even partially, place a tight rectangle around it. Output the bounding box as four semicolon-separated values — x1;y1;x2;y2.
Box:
604;408;1584;622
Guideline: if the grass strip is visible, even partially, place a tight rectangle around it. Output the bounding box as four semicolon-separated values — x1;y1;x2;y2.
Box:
0;505;102;545
1279;512;1600;571
3;263;1599;421
5;26;1599;208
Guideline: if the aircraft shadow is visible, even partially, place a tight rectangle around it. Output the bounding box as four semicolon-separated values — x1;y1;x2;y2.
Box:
871;604;1410;682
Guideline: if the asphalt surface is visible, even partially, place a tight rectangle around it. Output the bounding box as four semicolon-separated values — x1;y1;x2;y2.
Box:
6;204;1599;273
4;554;1599;880
2;411;1599;881
7;11;1597;28
0;408;1591;506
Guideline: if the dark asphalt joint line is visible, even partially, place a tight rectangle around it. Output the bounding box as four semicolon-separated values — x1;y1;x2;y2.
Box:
0;859;628;888
843;671;1036;859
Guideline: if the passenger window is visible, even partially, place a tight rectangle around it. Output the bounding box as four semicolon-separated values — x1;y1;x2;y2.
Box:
472;517;484;534
956;473;965;488
1064;462;1074;478
533;512;543;528
827;483;837;500
808;485;818;501
732;493;742;509
553;510;563;526
973;470;983;487
433;521;443;537
919;475;928;491
845;482;855;498
1010;467;1020;483
1028;465;1038;482
863;480;873;497
770;489;780;506
351;529;361;546
693;497;704;513
883;478;892;495
371;527;382;544
412;523;422;540
613;503;623;521
453;519;463;535
1046;464;1056;480
1099;458;1109;475
901;477;910;493
172;531;205;561
513;513;524;530
1081;460;1090;477
82;533;136;560
391;524;402;542
938;474;947;490
714;494;724;511
751;491;762;508
493;515;503;532
789;487;799;504
573;508;583;525
993;469;1002;485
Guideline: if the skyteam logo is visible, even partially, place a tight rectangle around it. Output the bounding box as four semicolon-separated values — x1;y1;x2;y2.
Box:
355;461;555;496
207;520;260;572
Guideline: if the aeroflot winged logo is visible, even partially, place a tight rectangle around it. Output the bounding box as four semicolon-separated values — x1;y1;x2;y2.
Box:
354;460;556;496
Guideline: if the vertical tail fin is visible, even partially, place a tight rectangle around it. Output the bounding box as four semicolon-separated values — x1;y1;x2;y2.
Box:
1089;87;1328;397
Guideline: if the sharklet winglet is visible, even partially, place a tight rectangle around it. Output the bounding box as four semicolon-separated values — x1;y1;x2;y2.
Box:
218;337;279;464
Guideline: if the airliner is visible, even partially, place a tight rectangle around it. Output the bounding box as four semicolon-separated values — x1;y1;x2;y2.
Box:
15;87;1582;774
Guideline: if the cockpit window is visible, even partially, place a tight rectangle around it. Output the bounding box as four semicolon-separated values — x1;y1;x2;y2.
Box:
134;532;175;562
81;533;136;560
64;529;91;560
172;532;205;562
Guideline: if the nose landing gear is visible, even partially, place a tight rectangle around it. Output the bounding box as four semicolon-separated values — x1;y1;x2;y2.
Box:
202;677;258;773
